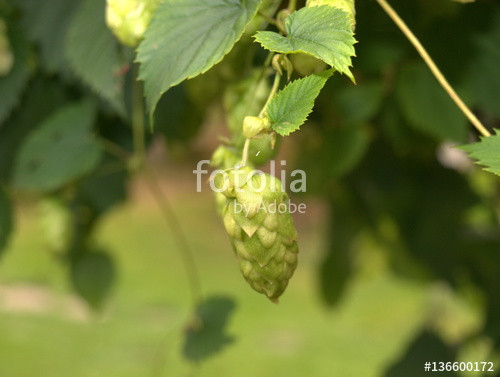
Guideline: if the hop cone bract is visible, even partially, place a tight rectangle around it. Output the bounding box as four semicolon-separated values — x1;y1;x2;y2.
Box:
306;0;356;28
106;0;160;47
216;167;299;302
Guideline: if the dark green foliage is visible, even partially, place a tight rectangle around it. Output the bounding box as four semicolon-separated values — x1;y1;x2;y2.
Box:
0;21;30;126
383;330;458;377
0;76;67;182
154;84;203;144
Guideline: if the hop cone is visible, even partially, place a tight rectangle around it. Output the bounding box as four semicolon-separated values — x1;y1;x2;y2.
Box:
106;0;160;47
306;0;356;28
216;167;299;302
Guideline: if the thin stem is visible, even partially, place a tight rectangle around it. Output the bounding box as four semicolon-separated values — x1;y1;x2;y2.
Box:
246;51;274;116
242;71;281;166
257;10;278;26
258;71;281;118
288;0;297;12
144;168;203;309
99;137;131;161
375;0;491;138
241;138;251;166
132;64;147;167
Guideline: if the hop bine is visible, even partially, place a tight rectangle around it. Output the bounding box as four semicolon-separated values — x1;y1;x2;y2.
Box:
215;166;299;303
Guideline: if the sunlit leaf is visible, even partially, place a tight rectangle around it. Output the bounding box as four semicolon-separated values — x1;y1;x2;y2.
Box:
460;129;500;177
267;70;332;136
137;0;261;116
254;6;356;81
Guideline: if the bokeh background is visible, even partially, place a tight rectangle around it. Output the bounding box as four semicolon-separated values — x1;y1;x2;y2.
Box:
0;0;499;376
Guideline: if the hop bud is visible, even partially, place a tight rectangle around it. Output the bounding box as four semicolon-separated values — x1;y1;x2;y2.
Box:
106;0;160;47
211;145;241;170
217;167;299;302
243;116;270;139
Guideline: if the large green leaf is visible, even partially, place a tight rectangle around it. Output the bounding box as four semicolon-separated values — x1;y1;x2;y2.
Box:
65;0;125;115
13;101;102;191
254;6;356;81
395;63;467;142
137;0;261;116
0;188;13;255
0;23;30;127
460;129;500;177
267;70;332;136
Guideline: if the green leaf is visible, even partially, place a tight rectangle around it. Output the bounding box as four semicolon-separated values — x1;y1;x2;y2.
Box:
267;70;332;136
137;0;261;116
65;0;126;115
396;63;467;142
0;76;67;182
71;249;116;310
0;22;30;127
13;101;102;191
254;6;356;81
0;188;13;255
460;130;500;177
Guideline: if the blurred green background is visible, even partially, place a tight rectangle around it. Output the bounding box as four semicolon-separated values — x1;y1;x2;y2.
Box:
0;0;499;376
0;177;493;377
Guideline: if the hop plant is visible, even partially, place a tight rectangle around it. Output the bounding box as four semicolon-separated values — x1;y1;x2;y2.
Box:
306;0;356;27
211;146;243;215
216;167;299;302
106;0;160;47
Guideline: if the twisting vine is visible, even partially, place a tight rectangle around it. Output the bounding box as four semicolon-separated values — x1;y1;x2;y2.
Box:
375;0;492;138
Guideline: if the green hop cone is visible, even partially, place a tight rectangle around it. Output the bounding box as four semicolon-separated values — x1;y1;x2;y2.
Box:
37;197;73;254
106;0;160;47
216;167;299;302
306;0;356;28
